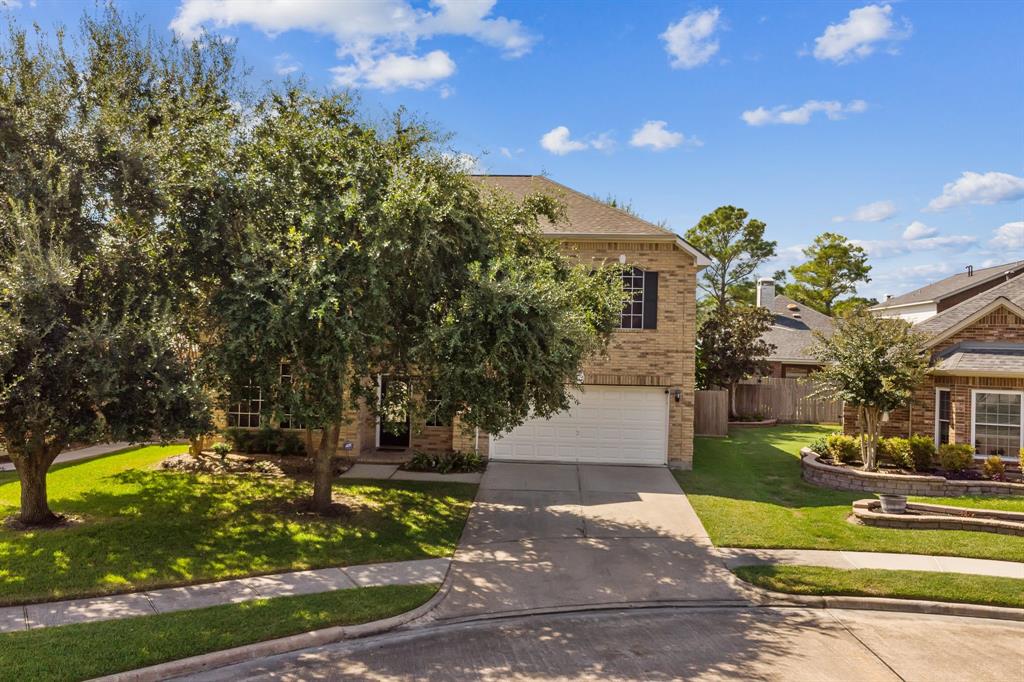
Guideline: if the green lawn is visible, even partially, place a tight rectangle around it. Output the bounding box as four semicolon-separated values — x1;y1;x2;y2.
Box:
674;425;1024;562
0;445;475;605
734;565;1024;610
0;583;436;682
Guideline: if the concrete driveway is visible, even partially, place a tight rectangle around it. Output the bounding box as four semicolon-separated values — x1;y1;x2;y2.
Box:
430;462;746;621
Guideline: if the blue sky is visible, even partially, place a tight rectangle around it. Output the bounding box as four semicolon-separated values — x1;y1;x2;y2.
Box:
6;1;1023;301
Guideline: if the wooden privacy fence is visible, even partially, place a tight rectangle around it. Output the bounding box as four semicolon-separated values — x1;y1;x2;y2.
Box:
735;377;842;424
694;389;729;436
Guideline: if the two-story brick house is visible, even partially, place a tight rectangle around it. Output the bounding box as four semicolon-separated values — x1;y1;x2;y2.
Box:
844;265;1024;460
228;176;708;468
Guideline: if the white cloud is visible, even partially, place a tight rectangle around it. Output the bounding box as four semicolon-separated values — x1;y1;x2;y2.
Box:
901;220;938;240
925;171;1024;212
499;146;523;159
629;120;701;151
741;99;867;126
540;127;588;155
170;0;534;90
833;199;896;223
331;50;455;90
273;53;301;76
853;223;976;258
439;85;454;99
661;8;722;69
990;222;1024;250
539;127;615;155
812;4;911;64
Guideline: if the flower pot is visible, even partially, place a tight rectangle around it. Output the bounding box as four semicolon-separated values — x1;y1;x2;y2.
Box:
878;494;907;514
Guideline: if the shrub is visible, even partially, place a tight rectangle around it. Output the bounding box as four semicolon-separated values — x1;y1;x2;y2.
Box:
879;437;912;469
224;428;306;456
937;443;974;473
824;433;860;464
808;435;830;457
1020;447;1024;471
211;442;231;463
907;435;936;471
982;456;1006;481
405;450;485;474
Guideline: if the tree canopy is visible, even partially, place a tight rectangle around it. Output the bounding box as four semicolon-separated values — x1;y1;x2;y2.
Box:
0;10;237;523
215;91;625;511
684;206;776;312
779;232;872;316
811;309;929;470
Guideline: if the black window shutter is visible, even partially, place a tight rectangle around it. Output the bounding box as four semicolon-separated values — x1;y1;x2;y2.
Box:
643;271;659;329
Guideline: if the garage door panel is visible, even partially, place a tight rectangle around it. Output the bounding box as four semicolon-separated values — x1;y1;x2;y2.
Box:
489;386;667;466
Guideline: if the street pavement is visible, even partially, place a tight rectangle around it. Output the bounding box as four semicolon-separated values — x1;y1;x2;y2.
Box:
186;605;1024;681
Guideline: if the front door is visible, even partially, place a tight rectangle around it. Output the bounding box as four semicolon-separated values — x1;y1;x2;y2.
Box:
378;376;411;448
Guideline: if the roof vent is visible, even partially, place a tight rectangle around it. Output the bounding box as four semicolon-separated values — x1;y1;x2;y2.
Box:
885;294;894;301
792;313;802;319
786;303;799;311
966;265;974;277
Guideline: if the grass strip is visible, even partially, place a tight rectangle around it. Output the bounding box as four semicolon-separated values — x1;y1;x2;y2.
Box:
0;583;437;682
733;564;1024;609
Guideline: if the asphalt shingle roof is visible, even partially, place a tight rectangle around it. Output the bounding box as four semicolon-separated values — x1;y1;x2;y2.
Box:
933;343;1024;375
761;295;833;362
873;260;1024;310
913;272;1024;337
473;175;681;238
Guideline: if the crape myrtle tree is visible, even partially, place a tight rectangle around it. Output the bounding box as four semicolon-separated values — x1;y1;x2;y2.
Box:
811;309;929;470
0;11;239;524
216;90;626;513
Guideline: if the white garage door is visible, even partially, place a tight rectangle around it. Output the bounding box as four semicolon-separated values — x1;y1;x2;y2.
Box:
489;386;668;466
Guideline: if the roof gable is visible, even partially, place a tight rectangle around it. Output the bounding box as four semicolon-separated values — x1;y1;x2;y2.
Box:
873;260;1024;310
916;273;1024;346
473;175;709;265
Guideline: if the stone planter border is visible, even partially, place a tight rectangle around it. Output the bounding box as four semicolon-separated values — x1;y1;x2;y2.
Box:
801;449;1024;497
852;499;1024;536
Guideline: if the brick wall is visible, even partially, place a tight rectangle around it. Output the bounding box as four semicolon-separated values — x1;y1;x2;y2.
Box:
843;305;1024;446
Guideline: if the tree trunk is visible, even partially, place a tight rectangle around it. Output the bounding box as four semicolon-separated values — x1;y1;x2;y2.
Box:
727;382;736;419
862;407;879;471
312;423;340;513
12;446;61;525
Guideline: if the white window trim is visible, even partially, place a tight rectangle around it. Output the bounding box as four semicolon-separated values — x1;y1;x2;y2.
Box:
969;388;1024;461
934;387;951;447
619;266;645;330
228;384;262;429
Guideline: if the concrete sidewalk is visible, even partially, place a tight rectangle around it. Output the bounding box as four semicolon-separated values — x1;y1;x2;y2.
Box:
0;442;137;472
719;548;1024;579
0;558;449;633
340;463;483;484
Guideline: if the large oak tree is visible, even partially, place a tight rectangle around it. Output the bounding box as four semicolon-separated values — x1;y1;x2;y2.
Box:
0;11;237;524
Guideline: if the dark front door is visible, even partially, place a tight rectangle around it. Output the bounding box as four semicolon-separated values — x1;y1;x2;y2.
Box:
378;376;411;448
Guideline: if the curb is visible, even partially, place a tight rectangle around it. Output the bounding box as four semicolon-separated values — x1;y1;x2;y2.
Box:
730;574;1024;623
92;580;452;682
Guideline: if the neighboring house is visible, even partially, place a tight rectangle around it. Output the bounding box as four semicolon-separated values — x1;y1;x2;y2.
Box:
871;260;1024;323
228;175;709;469
755;278;833;378
845;270;1024;460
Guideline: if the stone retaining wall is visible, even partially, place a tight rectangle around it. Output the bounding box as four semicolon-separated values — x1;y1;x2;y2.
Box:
801;449;1024;497
852;499;1024;536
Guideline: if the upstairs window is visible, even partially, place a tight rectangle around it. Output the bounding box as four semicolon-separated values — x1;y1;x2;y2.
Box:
618;267;659;330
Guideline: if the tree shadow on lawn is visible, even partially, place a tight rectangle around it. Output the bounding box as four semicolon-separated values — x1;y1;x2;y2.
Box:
0;469;473;605
676;425;861;510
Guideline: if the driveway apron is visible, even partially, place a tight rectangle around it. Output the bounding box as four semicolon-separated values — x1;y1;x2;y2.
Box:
431;462;746;620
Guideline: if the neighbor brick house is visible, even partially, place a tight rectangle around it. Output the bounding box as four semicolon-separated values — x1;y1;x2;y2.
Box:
227;176;708;468
844;266;1024;460
755;278;833;378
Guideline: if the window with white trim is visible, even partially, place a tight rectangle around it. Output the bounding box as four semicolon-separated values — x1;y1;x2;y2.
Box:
227;384;262;429
619;267;645;329
935;388;951;446
972;391;1022;457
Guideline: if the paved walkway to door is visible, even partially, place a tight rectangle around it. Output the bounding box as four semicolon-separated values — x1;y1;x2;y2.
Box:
429;462;748;621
